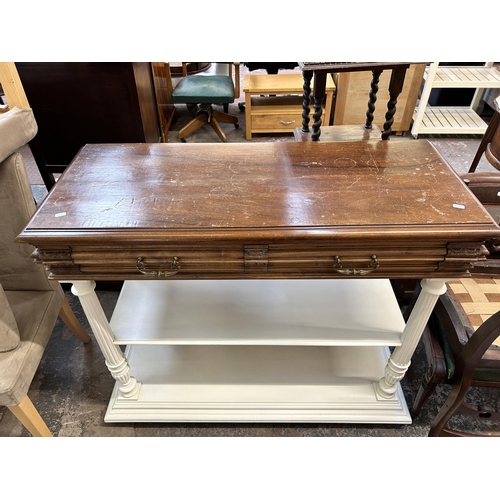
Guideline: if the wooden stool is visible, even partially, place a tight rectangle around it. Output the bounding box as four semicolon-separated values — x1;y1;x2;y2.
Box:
295;62;413;141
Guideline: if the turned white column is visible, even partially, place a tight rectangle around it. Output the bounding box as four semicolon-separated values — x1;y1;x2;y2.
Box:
71;280;140;399
376;278;447;399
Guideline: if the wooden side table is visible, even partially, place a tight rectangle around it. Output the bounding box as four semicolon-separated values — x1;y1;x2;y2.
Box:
17;141;500;424
243;73;335;140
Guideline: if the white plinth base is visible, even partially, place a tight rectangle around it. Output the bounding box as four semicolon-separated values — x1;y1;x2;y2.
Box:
105;344;410;423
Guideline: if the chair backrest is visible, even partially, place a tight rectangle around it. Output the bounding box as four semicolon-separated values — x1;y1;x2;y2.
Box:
486;96;500;169
0;66;57;292
0;151;56;292
468;95;500;173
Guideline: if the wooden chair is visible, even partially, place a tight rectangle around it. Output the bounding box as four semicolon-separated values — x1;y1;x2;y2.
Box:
0;63;90;437
410;103;500;435
411;284;500;437
164;62;241;142
459;95;500;277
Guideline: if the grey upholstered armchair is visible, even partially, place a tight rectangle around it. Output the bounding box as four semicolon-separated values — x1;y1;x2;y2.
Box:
0;105;91;437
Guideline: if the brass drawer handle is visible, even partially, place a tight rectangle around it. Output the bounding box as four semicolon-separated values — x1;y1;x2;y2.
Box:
279;120;296;125
333;255;379;275
136;257;180;277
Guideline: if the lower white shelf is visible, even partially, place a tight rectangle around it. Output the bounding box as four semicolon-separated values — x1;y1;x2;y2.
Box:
412;106;487;135
105;344;411;423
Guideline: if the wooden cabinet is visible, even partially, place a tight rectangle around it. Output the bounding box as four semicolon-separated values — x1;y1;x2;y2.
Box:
332;63;426;134
243;73;335;139
16;62;161;189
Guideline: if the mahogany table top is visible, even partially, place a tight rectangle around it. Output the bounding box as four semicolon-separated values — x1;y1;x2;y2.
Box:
19;140;498;244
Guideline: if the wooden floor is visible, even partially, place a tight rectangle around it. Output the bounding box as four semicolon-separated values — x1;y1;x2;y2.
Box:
449;277;500;346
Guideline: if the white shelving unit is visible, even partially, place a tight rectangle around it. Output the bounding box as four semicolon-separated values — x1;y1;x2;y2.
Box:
411;62;500;138
104;279;412;423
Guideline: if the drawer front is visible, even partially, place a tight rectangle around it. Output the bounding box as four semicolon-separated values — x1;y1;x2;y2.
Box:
70;248;244;279
267;244;446;278
251;112;303;132
35;241;474;281
251;111;327;133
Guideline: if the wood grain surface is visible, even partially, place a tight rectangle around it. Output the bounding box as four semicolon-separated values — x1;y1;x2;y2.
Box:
17;141;500;281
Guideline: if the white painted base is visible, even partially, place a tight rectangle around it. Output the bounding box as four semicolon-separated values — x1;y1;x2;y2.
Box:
105;344;410;423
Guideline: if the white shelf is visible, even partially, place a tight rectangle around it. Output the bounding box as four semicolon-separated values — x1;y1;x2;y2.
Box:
424;66;500;88
110;279;405;346
104;344;411;423
412;106;488;135
412;62;500;138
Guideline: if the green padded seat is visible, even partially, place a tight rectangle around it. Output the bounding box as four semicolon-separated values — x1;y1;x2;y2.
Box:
172;75;235;104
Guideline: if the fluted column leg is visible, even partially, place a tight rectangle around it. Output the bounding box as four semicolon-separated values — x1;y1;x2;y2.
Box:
376;278;447;399
71;280;140;399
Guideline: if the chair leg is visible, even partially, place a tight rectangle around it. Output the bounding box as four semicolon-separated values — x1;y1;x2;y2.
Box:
59;297;91;343
428;375;474;437
209;117;227;142
212;109;238;125
178;113;208;140
8;395;53;437
412;370;442;417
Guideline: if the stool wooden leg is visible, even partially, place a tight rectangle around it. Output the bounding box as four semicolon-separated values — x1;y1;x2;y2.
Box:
301;70;313;133
381;67;408;140
8;395;53;437
365;70;382;129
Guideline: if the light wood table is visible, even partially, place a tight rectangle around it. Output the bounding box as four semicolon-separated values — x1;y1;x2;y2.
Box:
17;140;500;424
243;73;335;140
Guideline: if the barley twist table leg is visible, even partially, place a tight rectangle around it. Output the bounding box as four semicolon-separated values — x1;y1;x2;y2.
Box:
301;70;313;133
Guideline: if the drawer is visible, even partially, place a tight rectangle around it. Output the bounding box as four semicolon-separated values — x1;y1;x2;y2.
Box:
36;241;466;281
252;112;302;132
70;247;244;279
267;244;447;278
250;96;327;133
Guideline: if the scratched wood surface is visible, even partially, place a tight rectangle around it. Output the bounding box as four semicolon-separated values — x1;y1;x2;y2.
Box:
17;141;500;281
20;141;495;233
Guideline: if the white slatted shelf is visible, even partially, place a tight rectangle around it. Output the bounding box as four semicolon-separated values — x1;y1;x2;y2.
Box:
425;66;500;88
413;106;488;134
412;63;500;137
